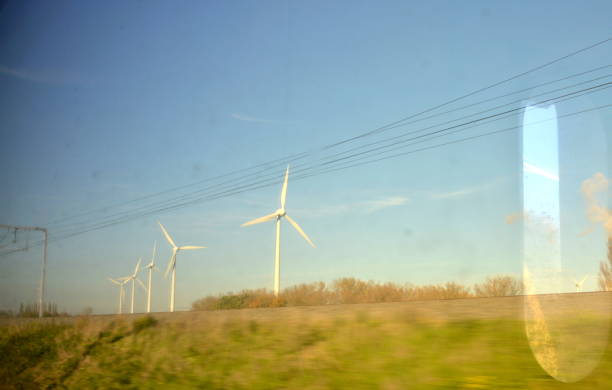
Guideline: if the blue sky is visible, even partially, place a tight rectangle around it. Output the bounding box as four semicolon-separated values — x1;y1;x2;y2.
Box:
1;1;611;314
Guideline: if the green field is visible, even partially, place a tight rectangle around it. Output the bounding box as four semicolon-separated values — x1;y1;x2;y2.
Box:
2;294;611;389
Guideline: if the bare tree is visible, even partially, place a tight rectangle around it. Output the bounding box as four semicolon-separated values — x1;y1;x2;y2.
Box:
283;282;329;306
473;275;522;297
598;238;612;291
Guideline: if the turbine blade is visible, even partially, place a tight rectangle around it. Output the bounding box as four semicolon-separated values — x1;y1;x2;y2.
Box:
151;240;157;263
136;278;147;291
158;221;177;248
280;166;289;209
241;212;278;227
179;245;206;250
285;214;315;248
580;275;588;284
134;258;142;276
164;252;176;278
108;278;121;285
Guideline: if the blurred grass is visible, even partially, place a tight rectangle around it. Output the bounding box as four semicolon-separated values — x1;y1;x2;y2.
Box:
1;306;611;389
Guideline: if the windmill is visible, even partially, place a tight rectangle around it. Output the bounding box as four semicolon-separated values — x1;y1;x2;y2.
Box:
573;275;588;292
125;258;146;314
108;277;129;314
241;166;315;297
144;241;160;313
158;222;206;312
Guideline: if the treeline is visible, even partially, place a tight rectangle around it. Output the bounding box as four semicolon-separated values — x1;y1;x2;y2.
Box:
0;302;69;318
192;275;523;311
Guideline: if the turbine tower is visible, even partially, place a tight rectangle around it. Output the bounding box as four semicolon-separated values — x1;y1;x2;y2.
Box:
144;241;160;313
126;258;146;314
108;277;129;314
573;275;588;292
241;166;315;297
158;221;206;312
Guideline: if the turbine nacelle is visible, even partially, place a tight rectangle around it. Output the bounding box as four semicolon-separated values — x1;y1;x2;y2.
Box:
276;208;286;217
573;275;589;292
108;277;130;286
145;241;159;270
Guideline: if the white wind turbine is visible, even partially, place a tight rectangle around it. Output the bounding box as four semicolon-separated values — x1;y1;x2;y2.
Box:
144;241;160;313
573;275;589;292
241;166;315;297
126;258;146;314
158;221;206;312
108;277;129;314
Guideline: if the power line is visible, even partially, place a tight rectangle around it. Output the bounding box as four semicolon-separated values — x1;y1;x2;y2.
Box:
42;82;612;241
12;102;612;254
312;74;612;164
46;79;612;238
324;37;612;149
46;150;310;227
320;82;612;167
43;38;612;229
47;66;612;232
4;39;610;255
6;97;610;256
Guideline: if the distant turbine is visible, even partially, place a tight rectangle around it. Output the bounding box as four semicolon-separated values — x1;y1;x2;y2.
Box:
158;221;206;312
108;277;129;314
126;258;146;314
144;241;160;313
241;166;315;297
573;275;588;292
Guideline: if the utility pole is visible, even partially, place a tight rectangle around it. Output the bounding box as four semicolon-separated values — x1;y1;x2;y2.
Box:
0;224;48;318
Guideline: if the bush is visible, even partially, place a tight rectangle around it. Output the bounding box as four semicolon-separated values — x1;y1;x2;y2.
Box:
473;276;522;297
409;282;473;301
191;296;220;311
283;282;330;306
191;289;283;311
133;315;158;333
0;323;68;387
191;275;527;311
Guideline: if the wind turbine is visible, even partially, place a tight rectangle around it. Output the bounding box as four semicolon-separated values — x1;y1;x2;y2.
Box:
573;275;588;292
108;277;129;314
241;166;315;297
158;221;206;312
126;258;146;314
144;241;160;313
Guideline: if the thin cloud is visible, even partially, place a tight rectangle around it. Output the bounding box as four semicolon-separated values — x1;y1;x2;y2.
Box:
363;196;410;213
231;113;292;124
0;65;47;82
431;177;506;200
431;188;475;200
294;195;409;218
0;64;88;85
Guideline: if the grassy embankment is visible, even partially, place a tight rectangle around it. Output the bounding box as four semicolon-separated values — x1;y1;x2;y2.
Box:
1;293;611;389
